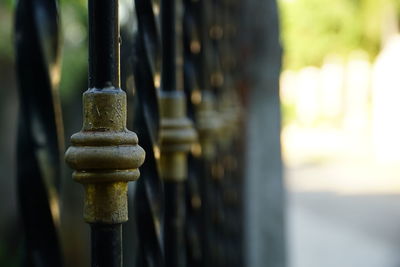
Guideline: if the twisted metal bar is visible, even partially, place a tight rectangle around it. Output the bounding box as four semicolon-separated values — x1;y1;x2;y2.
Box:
131;1;165;266
14;0;64;266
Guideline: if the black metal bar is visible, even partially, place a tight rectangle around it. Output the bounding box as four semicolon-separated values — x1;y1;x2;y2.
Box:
86;0;123;266
182;0;219;266
164;181;186;267
201;0;212;93
159;44;196;267
131;1;165;266
161;0;177;92
15;0;64;266
131;104;164;267
88;0;120;88
184;156;202;267
91;224;122;267
159;0;192;267
200;158;215;267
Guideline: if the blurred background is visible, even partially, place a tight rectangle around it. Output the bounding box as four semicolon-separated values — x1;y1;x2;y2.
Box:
1;0;400;266
279;0;400;266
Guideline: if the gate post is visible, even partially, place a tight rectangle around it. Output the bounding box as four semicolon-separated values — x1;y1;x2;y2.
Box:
241;1;286;267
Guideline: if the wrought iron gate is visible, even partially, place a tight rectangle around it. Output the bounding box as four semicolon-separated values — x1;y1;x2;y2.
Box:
13;0;279;266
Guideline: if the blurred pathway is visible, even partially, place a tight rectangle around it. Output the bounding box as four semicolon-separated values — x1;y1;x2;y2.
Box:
287;163;400;267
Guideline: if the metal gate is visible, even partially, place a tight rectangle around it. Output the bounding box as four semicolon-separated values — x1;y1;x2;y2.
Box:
13;0;283;266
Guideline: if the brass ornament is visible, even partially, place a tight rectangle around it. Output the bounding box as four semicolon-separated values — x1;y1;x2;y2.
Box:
65;87;145;224
195;91;221;159
158;91;197;181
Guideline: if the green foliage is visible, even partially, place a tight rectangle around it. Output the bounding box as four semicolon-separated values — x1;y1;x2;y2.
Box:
0;3;13;62
59;44;87;99
279;0;398;69
1;0;13;9
59;1;88;99
281;101;297;126
0;0;89;86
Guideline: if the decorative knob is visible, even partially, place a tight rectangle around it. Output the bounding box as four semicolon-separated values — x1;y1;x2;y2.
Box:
159;90;197;181
65;87;145;224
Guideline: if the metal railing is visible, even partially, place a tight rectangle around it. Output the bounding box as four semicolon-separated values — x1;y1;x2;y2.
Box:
14;0;247;266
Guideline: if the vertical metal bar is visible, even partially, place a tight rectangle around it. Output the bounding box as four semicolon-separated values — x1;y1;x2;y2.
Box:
87;1;123;264
161;0;176;92
65;0;145;266
159;0;197;266
181;0;207;265
91;224;122;267
130;1;165;266
163;182;186;267
88;0;120;88
194;1;222;266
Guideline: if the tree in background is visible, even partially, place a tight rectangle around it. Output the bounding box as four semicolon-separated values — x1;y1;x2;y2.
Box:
279;0;400;69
